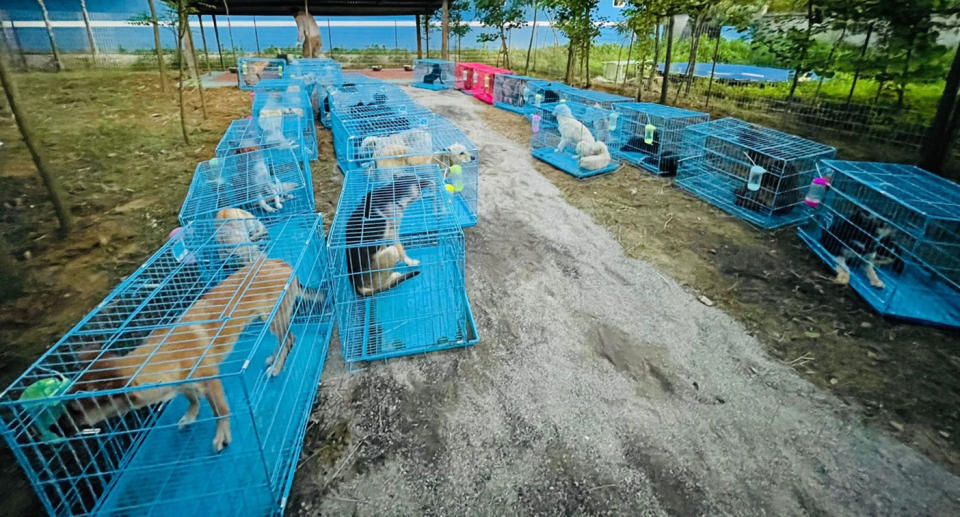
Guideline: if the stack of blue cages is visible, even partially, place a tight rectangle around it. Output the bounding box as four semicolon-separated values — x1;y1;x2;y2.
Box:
237;57;286;90
412;59;455;90
798;161;960;327
286;58;343;116
613;102;709;176
532;100;621;178
252;79;318;160
179;147;315;227
216;115;312;187
0;213;334;515
327;164;478;364
493;75;564;116
333;112;479;227
675;117;836;229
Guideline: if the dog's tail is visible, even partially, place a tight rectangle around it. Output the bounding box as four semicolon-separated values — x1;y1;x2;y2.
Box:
578;142;611;170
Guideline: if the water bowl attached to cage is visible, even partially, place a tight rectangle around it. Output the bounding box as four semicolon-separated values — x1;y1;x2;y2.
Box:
747;165;765;192
531;114;541;133
644;123;656;145
805;176;830;207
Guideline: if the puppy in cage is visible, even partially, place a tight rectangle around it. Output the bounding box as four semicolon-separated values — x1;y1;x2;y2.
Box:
57;257;325;452
553;104;611;170
346;174;435;296
821;209;905;289
211;151;299;214
215;208;269;266
242;60;271;87
360;129;473;170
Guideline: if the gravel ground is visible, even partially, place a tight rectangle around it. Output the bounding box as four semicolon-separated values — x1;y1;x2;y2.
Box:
289;87;960;515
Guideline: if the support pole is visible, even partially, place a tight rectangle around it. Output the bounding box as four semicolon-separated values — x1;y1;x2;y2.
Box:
147;0;167;92
0;45;71;234
197;14;211;72
222;0;237;65
327;19;333;57
252;16;261;56
36;0;63;72
424;11;430;59
211;14;225;69
442;0;449;60
416;15;423;59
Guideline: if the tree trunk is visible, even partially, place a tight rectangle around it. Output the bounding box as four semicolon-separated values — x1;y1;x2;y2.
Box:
416;15;423;58
815;24;846;100
196;15;211;72
898;33;917;107
79;0;98;60
565;39;575;83
425;13;430;59
500;27;509;69
705;27;721;109
147;0;167;91
8;18;30;71
183;13;207;120
36;0;63;72
442;0;450;60
682;17;703;97
211;14;225;69
623;30;635;95
919;39;960;173
525;2;538;75
846;22;873;107
585;36;592;88
176;1;190;145
659;16;675;104
647;20;661;92
0;47;72;234
787;0;814;102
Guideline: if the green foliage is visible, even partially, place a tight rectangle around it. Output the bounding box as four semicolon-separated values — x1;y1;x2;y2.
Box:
474;0;528;44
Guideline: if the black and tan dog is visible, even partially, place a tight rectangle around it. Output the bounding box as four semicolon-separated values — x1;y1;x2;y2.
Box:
821;209;904;288
346;175;433;296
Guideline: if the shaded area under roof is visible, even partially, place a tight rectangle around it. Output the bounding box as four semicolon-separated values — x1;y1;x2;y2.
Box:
195;1;444;16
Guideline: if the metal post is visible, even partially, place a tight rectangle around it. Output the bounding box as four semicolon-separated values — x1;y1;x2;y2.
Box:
211;14;225;69
327;19;333;57
424;11;430;59
196;14;211;72
442;0;449;60
222;0;237;65
415;15;422;59
252;15;261;56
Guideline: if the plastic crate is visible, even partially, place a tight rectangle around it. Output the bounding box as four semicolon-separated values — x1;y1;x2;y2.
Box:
333;113;478;227
237;58;285;90
468;63;512;104
531;101;621;178
798;161;960;327
613;102;709;175
0;214;333;516
179;147;314;227
675;118;836;229
327;165;477;363
412;59;455;90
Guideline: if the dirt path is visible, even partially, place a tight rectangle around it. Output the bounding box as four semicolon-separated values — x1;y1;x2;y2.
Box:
290;88;960;514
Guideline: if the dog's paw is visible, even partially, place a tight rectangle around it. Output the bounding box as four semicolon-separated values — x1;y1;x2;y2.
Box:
212;427;232;452
177;412;197;430
405;258;420;267
835;270;850;285
265;353;275;366
870;278;886;289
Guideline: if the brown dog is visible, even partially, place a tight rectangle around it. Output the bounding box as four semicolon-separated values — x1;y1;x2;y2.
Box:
60;258;308;452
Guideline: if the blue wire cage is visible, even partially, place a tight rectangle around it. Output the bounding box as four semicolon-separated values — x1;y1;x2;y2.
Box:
287;59;343;116
556;86;632;110
252;82;317;160
0;214;334;516
318;73;386;127
492;75;561;115
179;147;314;227
326;85;419;131
412;59;455;90
333;113;479;227
327;165;478;364
216;117;312;189
798;161;960;327
675;118;836;229
330;104;435;175
237;58;286;90
613;102;709;176
532;101;621;178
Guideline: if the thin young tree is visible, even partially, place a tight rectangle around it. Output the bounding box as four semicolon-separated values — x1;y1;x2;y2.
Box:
176;0;190;144
146;0;168;91
181;6;208;120
475;0;527;69
36;0;63;71
920;39;960;174
79;0;99;61
525;1;539;74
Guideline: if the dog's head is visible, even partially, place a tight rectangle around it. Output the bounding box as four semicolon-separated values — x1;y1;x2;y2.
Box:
552;103;573;119
445;143;473;165
56;348;141;435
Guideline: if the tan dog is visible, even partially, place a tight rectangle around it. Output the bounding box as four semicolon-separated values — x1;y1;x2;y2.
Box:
215;208;269;266
59;258;312;452
243;60;270;86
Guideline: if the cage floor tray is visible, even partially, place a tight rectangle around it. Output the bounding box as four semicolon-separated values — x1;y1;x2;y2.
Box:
618;149;666;174
94;318;333;516
473;92;494;105
453;195;477;228
493;102;529;115
676;167;808;229
412;82;452;91
798;228;960;328
343;246;478;363
532;148;619;178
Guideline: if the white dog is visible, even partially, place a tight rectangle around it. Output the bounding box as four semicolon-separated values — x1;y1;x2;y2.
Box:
553;103;611;170
360;129;473;170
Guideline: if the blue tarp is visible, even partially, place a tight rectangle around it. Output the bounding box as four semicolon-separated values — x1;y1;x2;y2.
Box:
657;63;800;83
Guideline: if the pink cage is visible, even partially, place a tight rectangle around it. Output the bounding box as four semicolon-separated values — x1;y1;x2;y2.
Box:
468;64;513;104
455;62;481;91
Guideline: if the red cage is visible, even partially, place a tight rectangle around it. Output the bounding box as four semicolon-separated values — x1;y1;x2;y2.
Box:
468;64;513;104
455;62;481;91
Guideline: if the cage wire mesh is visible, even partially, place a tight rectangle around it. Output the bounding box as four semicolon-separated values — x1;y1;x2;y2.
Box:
798;161;960;327
412;59;455;90
532;101;621;178
327;85;418;130
528;81;576;109
675;117;836;229
327;165;477;364
287;58;342;115
179;147;313;227
216;117;312;191
334;113;479;227
0;214;333;516
252;84;317;160
331;103;434;173
238;58;286;90
468;63;512;104
613;102;710;176
492;75;560;115
318;74;388;127
556;86;632;110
